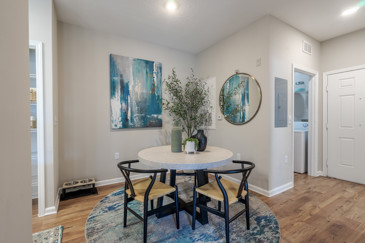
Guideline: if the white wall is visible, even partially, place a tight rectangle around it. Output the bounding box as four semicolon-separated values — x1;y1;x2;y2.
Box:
268;17;320;190
197;16;271;190
197;15;320;193
0;0;32;242
29;0;58;211
58;22;196;184
321;28;365;72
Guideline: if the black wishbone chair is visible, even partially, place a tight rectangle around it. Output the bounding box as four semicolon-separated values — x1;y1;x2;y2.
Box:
117;160;179;243
192;160;255;243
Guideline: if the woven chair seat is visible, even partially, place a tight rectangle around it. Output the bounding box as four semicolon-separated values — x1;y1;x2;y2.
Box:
192;160;255;243
126;178;176;202
196;178;247;204
118;160;179;243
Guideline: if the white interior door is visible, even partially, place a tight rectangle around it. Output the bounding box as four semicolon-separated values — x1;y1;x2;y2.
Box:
327;68;365;184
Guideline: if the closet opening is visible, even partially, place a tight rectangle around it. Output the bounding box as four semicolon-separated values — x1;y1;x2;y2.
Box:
292;65;319;183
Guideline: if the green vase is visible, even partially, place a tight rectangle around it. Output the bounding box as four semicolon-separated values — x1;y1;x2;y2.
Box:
171;124;182;152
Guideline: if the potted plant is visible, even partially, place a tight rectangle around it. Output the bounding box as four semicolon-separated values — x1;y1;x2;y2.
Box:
163;69;211;152
183;137;199;154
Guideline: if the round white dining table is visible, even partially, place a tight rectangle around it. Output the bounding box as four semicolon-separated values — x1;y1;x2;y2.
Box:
138;145;233;225
138;145;233;170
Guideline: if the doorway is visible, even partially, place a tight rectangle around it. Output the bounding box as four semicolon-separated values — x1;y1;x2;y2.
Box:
323;65;365;185
292;65;319;179
29;40;45;216
293;70;310;174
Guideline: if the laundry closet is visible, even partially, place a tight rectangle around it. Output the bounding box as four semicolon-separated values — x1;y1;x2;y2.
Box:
293;71;311;174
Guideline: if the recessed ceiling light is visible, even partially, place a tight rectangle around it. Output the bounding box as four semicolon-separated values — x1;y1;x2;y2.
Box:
341;6;360;16
165;0;178;12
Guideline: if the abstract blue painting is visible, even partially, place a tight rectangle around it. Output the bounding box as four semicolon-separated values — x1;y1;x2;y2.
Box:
110;54;162;129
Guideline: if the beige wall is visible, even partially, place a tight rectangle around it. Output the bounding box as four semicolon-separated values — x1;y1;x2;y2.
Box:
321;28;365;72
268;17;320;190
29;0;59;211
197;16;320;192
58;22;196;184
197;16;271;190
0;0;32;242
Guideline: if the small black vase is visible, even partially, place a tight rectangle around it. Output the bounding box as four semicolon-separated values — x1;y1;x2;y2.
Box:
192;129;207;151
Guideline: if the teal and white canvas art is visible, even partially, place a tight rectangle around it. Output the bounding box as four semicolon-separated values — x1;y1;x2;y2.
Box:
110;54;162;129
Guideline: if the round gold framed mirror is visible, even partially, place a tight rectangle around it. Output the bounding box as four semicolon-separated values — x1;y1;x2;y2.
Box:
219;73;262;125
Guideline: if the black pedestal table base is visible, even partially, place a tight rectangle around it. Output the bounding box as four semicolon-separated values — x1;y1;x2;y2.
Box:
156;169;209;225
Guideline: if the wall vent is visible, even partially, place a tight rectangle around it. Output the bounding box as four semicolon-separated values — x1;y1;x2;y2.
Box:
303;40;312;55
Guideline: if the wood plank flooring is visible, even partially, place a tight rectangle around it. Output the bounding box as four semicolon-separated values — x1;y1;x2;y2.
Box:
253;174;365;243
32;174;365;242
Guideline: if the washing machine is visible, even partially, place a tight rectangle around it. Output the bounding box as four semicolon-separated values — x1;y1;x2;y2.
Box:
294;122;308;173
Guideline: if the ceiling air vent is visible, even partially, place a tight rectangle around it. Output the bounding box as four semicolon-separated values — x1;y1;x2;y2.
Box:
302;40;312;55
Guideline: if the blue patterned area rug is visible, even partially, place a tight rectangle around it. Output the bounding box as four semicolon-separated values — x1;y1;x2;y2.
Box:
32;225;63;243
85;176;280;242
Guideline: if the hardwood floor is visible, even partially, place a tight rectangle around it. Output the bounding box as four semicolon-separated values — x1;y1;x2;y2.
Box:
32;184;122;243
32;174;365;242
253;174;365;243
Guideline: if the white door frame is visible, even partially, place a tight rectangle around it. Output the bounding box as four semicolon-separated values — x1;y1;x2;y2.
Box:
323;64;365;176
292;64;319;177
29;40;45;216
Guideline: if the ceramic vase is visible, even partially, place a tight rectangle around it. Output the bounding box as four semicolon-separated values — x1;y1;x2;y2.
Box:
192;129;207;151
171;123;182;152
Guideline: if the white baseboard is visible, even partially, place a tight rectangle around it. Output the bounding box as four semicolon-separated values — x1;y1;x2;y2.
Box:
41;188;61;216
95;174;150;187
44;206;57;216
266;181;293;197
316;171;324;176
95;177;124;187
221;174;293;197
248;184;272;197
49;173;292;217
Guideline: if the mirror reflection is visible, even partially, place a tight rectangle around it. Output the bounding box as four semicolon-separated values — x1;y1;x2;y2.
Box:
219;73;262;125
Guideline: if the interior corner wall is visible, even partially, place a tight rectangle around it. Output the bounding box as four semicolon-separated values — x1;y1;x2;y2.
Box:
321;28;365;72
268;16;320;190
196;16;271;191
29;0;57;210
0;0;32;242
57;22;196;184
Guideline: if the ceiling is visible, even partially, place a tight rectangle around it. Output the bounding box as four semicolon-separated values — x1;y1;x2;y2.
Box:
54;0;365;54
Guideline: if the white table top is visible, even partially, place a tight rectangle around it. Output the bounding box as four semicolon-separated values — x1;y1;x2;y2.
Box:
138;145;233;170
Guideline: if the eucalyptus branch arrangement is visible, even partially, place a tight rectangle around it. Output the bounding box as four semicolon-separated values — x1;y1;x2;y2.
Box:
163;69;211;138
